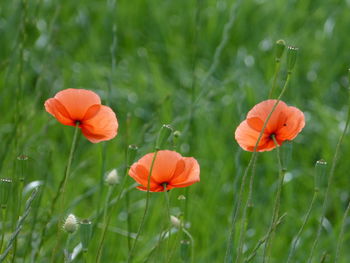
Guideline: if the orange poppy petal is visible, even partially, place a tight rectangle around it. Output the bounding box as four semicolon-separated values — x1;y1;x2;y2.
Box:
246;100;288;134
44;98;75;126
80;105;118;143
129;164;162;191
235;120;271;152
277;106;305;141
55;89;101;121
170;157;200;187
135;151;182;184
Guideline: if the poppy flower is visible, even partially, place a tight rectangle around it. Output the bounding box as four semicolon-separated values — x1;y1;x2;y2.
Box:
235;99;305;152
129;150;200;192
45;88;118;143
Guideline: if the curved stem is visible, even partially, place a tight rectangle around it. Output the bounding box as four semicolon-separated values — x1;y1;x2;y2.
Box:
127;150;159;262
268;60;281;99
334;199;350;262
287;192;317;262
227;72;292;263
308;93;350;263
262;135;284;263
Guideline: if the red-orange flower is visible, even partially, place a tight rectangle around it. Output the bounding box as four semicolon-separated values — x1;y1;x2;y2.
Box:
129;150;200;192
235;100;305;152
45;89;118;143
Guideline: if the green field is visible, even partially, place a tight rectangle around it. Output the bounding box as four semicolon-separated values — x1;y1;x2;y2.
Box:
1;0;350;262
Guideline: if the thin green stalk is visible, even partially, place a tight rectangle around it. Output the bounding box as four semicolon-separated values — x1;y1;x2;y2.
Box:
226;72;292;262
334;200;350;262
163;184;171;261
64;234;73;263
96;171;128;262
244;213;286;263
50;123;80;259
287;192;317;262
262;135;285;263
307;92;350;263
127;150;159;262
0;208;7;252
268;60;281;99
96;143;107;225
182;228;194;263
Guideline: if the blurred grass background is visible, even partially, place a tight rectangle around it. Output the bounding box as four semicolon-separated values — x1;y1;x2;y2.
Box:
1;0;350;262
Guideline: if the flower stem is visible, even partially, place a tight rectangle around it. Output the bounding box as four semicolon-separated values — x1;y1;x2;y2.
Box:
228;72;292;263
96;170;128;262
268;59;281;99
307;89;350;263
334;199;350;262
127;150;159;262
287;189;317;262
262;135;284;263
163;184;171;261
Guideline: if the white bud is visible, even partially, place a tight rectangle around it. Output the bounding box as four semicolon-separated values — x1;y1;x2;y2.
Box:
170;215;181;228
63;214;78;234
105;169;119;185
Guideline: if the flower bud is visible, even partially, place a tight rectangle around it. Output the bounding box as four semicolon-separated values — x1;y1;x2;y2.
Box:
155;124;173;150
180;240;191;262
127;144;138;168
170;215;182;228
105;169;119;185
287;46;298;73
0;178;12;209
80;219;92;252
63;214;78;234
275;39;286;61
314;159;327;192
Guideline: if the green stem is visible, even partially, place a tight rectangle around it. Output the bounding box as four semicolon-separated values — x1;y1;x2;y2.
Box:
163;184;171;261
287;192;317;262
244;213;286;263
127;150;159;262
308;91;350;263
227;72;292;263
334;199;350;262
64;234;72;263
49;123;80;262
0;208;7;252
268;60;281;99
182;228;194;263
262;135;285;263
96;171;128;262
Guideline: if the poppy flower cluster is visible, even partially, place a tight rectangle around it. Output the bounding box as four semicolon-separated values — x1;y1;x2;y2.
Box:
128;150;200;192
45;89;118;143
235;99;305;152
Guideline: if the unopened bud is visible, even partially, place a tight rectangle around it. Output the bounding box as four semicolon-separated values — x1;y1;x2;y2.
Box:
80;219;92;252
180;240;191;262
127;144;138;168
170;215;181;228
156;124;173;150
275;39;286;61
287;46;298;73
314;159;327;192
105;169;119;185
177;195;186;200
0;178;12;209
63;214;78;234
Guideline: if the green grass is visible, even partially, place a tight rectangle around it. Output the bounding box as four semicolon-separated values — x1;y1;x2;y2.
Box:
1;0;350;262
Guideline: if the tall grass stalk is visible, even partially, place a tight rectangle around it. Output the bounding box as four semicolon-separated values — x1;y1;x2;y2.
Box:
34;123;80;260
307;83;350;263
228;72;292;263
286;162;321;263
262;135;285;263
334;200;350;262
0;188;38;262
127;150;159;262
244;213;286;263
163;184;171;261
